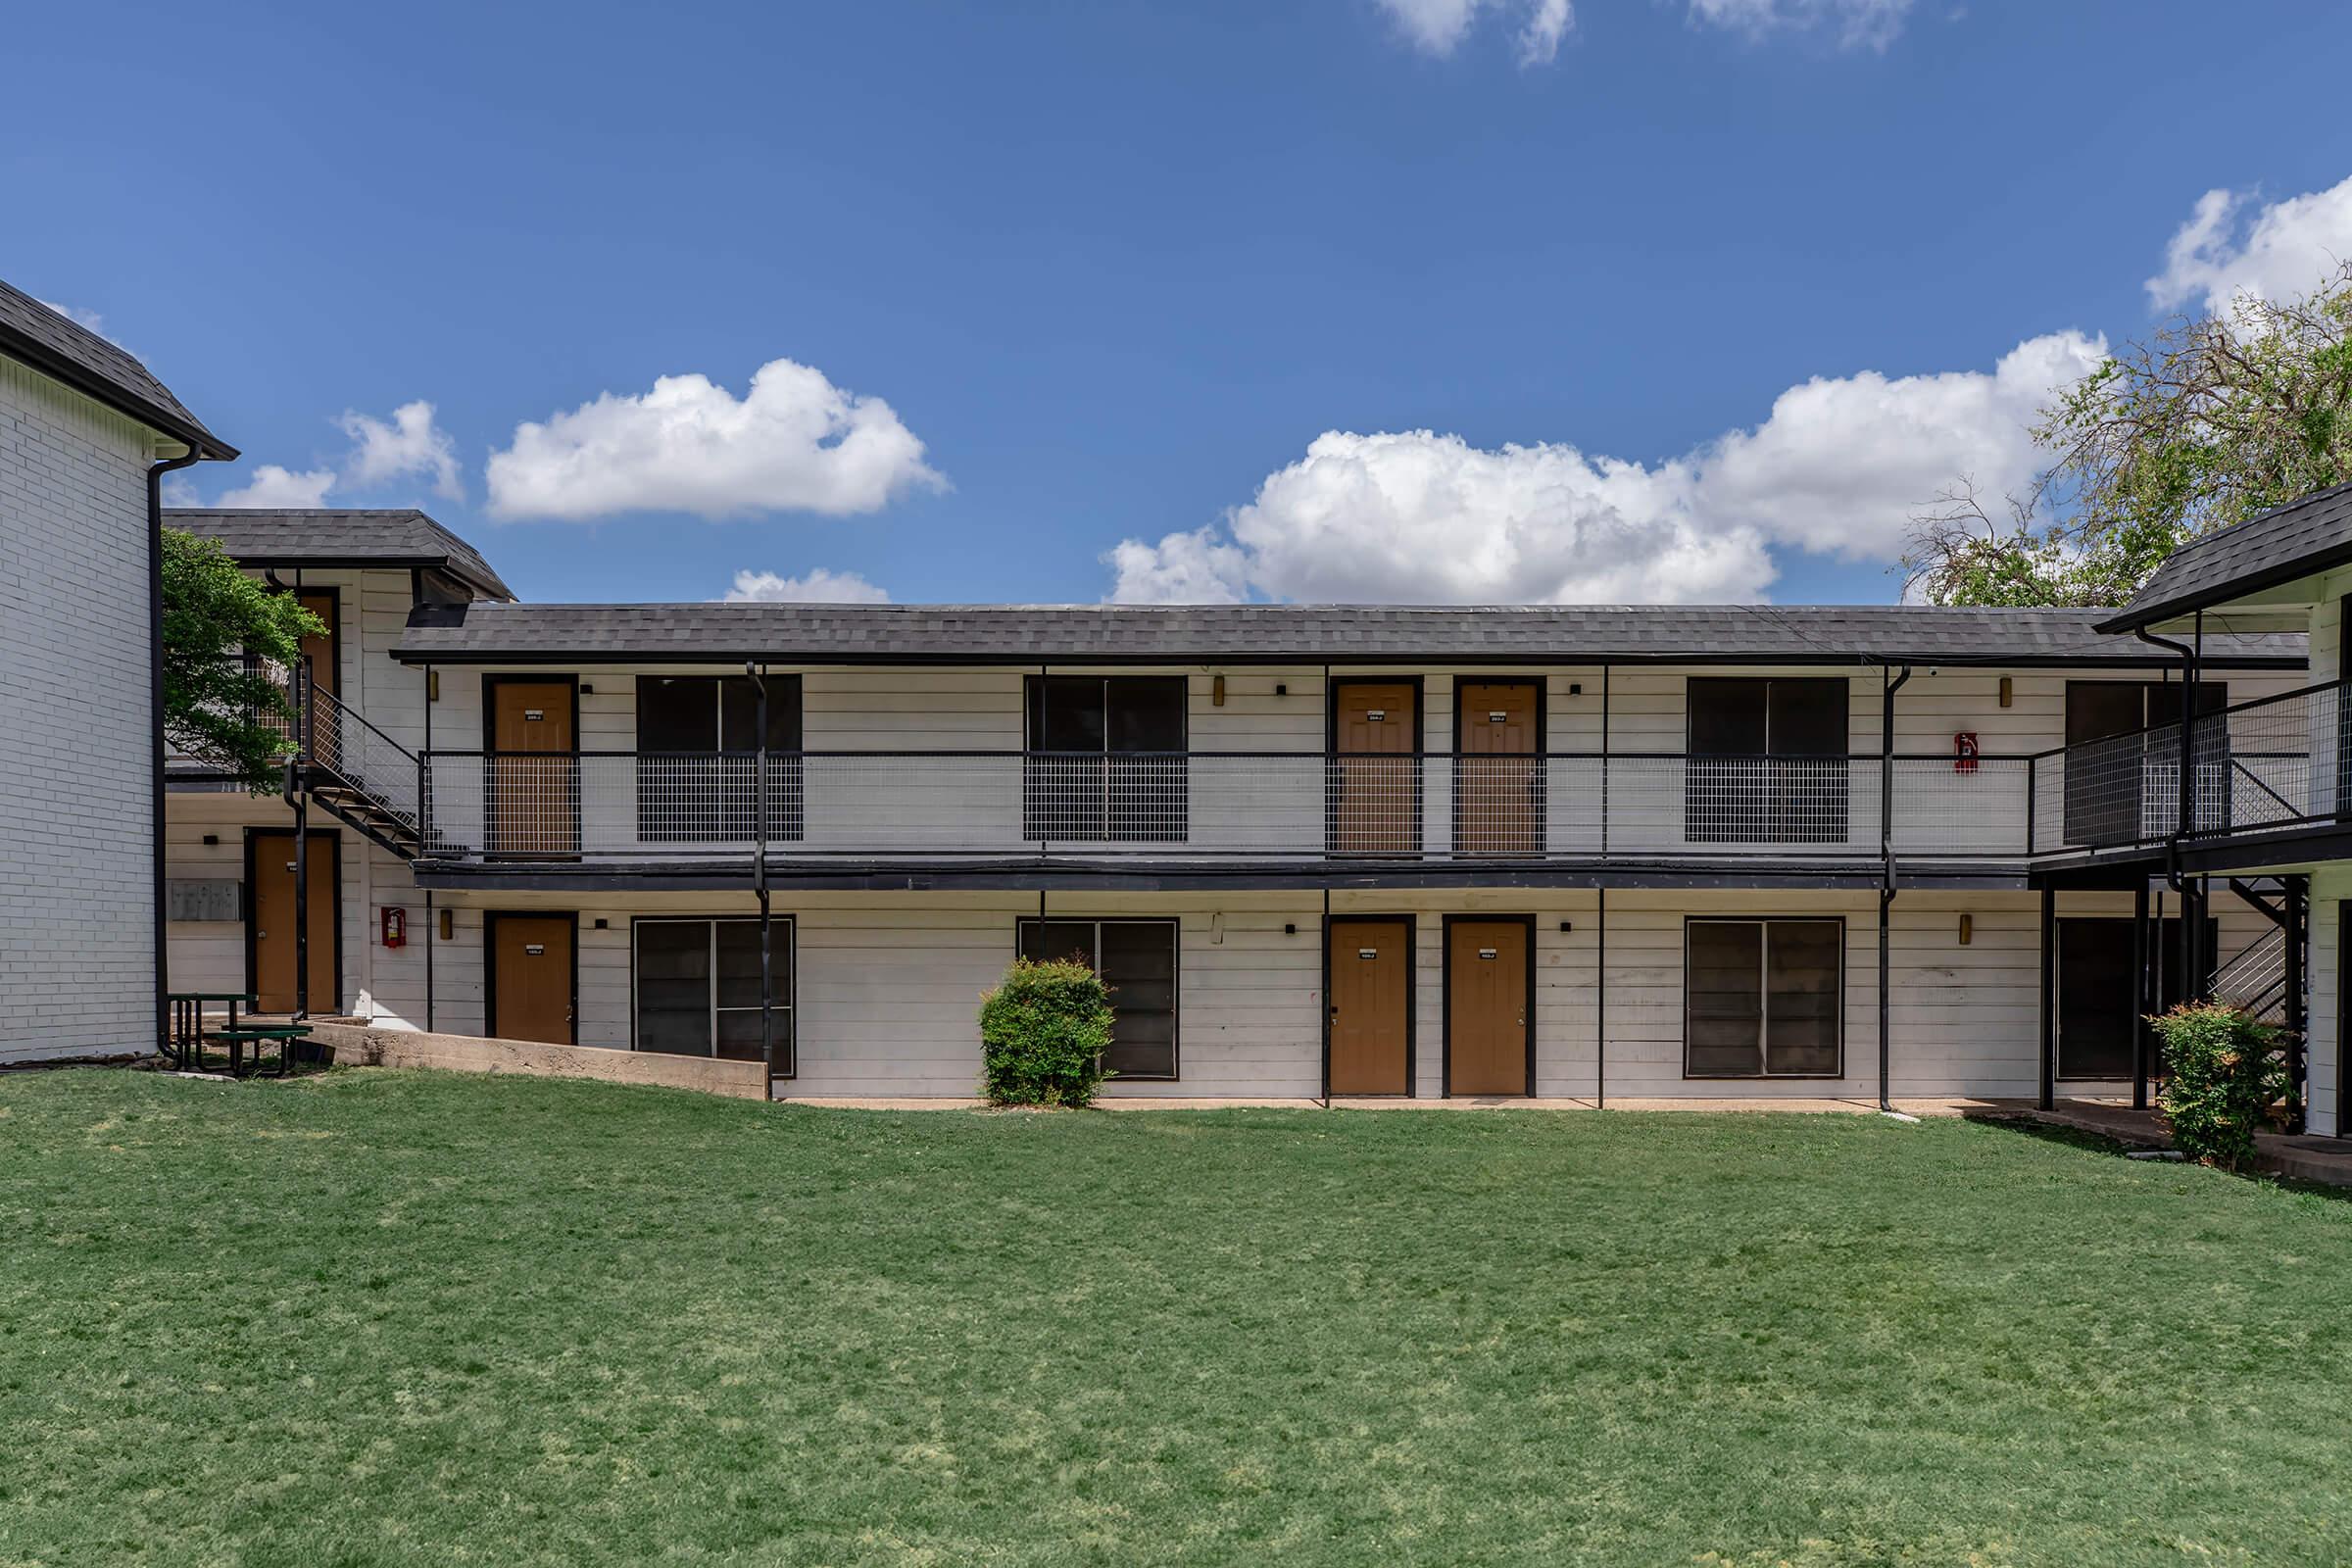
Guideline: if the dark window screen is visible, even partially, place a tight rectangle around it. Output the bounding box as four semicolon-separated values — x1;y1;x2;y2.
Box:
1017;917;1180;1079
636;676;803;843
635;918;793;1068
1686;679;1849;844
1686;918;1842;1077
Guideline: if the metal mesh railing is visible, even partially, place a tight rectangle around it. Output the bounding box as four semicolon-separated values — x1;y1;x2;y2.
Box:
414;749;2051;862
2029;679;2346;856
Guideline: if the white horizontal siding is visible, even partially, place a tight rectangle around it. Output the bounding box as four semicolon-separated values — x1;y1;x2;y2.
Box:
397;886;2284;1102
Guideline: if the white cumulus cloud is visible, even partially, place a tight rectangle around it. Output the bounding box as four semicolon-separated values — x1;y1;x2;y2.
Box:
212;465;339;510
722;567;892;605
1690;330;2105;557
1374;0;1573;63
1686;0;1916;49
485;359;945;522
1106;331;2101;606
2147;174;2352;315
339;399;463;499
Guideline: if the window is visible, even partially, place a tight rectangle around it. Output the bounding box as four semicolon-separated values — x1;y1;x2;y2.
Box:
1685;677;1849;845
635;675;803;843
1023;676;1188;843
633;917;794;1069
1685;917;1842;1077
1016;917;1179;1079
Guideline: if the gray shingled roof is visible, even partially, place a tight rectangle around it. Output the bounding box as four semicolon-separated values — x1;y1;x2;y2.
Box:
2099;481;2352;633
167;509;514;601
0;278;233;459
392;601;2304;666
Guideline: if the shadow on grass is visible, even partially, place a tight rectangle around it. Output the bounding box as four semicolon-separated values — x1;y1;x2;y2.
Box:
1968;1111;2352;1204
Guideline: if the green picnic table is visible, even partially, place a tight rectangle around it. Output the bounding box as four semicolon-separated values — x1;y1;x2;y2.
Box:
167;992;253;1071
212;1024;313;1078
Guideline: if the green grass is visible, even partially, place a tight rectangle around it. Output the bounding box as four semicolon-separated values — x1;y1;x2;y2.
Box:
4;1071;2350;1566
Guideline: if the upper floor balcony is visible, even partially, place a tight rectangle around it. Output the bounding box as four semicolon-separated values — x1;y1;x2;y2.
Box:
270;654;2333;880
402;745;2044;867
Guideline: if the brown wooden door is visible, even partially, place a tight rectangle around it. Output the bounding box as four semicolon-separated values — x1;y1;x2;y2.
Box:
251;831;338;1014
1329;918;1412;1095
1456;680;1541;856
490;914;574;1044
1447;918;1530;1096
488;681;579;855
1331;682;1418;854
297;592;337;698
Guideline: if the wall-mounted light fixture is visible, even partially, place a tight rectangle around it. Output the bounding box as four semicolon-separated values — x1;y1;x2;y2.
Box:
1998;675;2013;709
580;684;595;696
201;833;219;847
1275;682;1288;697
1958;912;1974;945
1212;674;1226;708
438;908;455;942
1284;923;1297;936
427;670;440;702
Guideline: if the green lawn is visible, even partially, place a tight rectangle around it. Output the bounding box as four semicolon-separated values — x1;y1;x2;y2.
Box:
3;1071;2350;1566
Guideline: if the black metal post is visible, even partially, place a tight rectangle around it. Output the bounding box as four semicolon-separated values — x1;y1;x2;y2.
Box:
2037;880;2056;1110
291;660;310;1021
749;663;773;1100
1878;664;1910;1112
2131;877;2150;1110
1594;884;1607;1109
1320;887;1332;1107
2286;873;2308;1133
422;660;435;1032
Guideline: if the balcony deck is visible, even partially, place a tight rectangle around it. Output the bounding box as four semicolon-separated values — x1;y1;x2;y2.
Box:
283;678;2347;886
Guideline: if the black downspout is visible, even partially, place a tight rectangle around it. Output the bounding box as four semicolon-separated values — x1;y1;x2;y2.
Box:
1878;663;1911;1112
2135;624;2200;997
749;663;773;1101
1598;662;1611;859
147;445;203;1054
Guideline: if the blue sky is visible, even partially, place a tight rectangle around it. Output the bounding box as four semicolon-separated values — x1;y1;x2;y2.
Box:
9;0;2352;608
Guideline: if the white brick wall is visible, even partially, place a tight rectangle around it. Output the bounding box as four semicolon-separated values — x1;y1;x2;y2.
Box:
0;356;165;1060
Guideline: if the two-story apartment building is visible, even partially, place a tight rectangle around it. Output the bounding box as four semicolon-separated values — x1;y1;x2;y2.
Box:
164;524;2312;1105
1;280;234;1062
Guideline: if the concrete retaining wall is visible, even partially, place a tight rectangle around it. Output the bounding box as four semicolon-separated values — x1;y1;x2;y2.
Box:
308;1021;768;1100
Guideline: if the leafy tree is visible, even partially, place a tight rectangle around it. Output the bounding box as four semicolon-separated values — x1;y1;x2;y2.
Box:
1905;263;2352;606
160;527;326;792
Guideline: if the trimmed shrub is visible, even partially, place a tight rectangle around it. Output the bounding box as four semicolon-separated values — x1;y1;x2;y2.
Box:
978;957;1114;1106
2151;1003;2292;1172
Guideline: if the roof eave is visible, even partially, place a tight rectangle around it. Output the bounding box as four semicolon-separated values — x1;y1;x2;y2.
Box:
0;323;236;462
2096;543;2352;634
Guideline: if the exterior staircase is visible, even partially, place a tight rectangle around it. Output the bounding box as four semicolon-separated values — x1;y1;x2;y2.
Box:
298;678;423;860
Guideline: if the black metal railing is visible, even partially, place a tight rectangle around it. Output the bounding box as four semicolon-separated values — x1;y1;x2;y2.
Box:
409;747;2040;861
